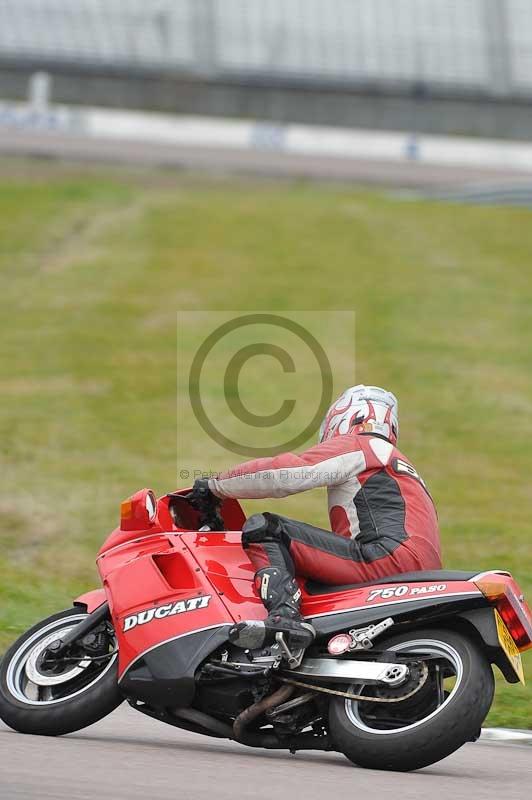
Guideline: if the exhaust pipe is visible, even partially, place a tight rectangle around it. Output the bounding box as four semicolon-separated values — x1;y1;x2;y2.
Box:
173;686;331;752
233;684;331;751
173;688;295;745
173;707;234;739
233;684;294;742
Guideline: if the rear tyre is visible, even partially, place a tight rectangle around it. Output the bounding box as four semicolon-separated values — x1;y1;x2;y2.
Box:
0;607;123;736
328;627;494;771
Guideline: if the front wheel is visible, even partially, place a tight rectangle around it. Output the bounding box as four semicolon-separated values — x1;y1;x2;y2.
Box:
0;607;123;736
328;627;494;771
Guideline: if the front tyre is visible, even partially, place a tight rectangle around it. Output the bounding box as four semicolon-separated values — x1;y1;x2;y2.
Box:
0;607;123;736
328;627;494;771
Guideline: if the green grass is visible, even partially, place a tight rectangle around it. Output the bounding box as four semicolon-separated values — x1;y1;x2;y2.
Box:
0;159;531;728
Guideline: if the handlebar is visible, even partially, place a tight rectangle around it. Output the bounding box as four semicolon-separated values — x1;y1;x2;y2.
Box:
176;490;225;531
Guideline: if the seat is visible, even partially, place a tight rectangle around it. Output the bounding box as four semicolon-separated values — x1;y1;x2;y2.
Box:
305;569;478;596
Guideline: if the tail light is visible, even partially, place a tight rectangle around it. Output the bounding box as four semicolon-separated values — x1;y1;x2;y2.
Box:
475;573;532;652
120;488;158;531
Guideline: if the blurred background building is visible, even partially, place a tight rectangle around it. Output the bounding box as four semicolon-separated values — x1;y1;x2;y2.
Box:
1;0;532;139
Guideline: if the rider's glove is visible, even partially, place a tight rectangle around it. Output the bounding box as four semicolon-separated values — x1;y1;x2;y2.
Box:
188;478;219;510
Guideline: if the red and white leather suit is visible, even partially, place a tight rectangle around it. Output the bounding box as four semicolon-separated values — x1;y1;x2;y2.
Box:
209;432;441;586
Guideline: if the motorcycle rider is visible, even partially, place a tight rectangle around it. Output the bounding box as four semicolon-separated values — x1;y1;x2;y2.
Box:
190;385;441;653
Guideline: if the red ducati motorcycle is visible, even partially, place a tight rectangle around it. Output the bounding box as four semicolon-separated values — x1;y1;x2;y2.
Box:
1;486;531;771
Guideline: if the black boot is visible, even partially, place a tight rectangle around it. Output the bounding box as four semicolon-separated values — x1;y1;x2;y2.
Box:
229;565;315;653
259;567;315;645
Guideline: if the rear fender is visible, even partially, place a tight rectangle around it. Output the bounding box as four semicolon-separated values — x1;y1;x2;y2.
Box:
73;588;107;613
458;607;521;684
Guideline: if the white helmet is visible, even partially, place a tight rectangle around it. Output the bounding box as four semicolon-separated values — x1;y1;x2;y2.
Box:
319;385;399;445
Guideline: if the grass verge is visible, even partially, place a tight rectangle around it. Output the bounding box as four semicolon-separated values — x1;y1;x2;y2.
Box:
1;160;530;727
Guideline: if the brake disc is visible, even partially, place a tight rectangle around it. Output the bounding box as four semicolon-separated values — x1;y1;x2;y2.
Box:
25;628;91;687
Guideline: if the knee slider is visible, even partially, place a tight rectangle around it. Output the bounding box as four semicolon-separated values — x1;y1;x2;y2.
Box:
242;513;268;546
242;512;283;546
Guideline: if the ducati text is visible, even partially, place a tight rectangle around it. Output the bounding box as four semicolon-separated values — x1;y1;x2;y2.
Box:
123;595;211;631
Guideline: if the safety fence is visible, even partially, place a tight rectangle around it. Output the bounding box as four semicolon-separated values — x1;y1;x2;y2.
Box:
1;0;532;97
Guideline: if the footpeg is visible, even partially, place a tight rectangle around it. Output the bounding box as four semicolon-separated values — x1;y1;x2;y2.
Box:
327;617;394;655
228;621;315;664
350;617;394;650
228;620;267;650
275;632;306;669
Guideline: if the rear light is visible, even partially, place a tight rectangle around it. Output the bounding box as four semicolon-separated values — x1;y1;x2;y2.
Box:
120;488;158;531
475;573;532;652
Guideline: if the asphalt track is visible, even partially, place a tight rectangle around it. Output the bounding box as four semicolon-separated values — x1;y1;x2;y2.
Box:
1;704;530;800
3;129;532;189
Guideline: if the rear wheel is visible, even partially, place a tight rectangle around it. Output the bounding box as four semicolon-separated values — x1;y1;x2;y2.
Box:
328;627;494;771
0;607;123;735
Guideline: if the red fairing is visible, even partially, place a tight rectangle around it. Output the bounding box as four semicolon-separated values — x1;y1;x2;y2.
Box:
300;579;482;620
97;533;233;678
85;490;532;684
86;492;246;678
96;522;485;678
84;485;532;682
98;491;246;556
